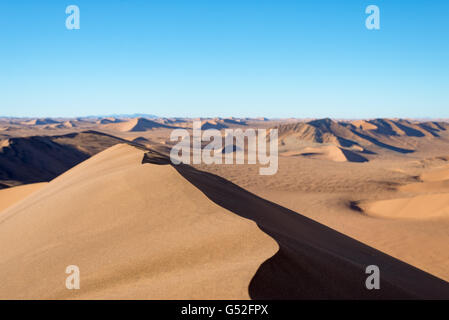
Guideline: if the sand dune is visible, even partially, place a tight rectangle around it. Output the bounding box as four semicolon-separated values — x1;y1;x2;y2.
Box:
201;121;228;130
103;117;174;132
1;144;447;299
0;144;277;299
166;158;449;299
351;120;378;131
277;118;449;157
222;118;247;126
0;131;124;186
358;119;447;138
420;166;449;182
399;179;449;193
0;135;88;186
360;194;449;220
0;183;46;213
358;164;449;220
398;165;449;192
277;119;358;145
131;136;152;147
281;145;368;163
23;118;60;126
96;117;123;125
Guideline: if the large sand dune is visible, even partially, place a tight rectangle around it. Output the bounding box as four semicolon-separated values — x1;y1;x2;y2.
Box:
0;144;277;299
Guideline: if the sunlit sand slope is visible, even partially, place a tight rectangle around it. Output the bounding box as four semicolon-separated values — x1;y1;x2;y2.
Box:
0;183;47;213
0;144;277;299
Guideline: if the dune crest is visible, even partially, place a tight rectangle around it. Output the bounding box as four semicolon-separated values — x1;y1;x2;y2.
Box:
359;164;449;220
360;194;449;220
0;144;277;299
281;145;368;163
102;118;174;132
420;166;449;182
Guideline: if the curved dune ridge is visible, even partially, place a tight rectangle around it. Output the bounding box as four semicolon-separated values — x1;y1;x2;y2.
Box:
102;118;174;132
0;144;277;299
281;145;368;163
360;194;449;220
399;179;449;193
420;166;449;182
351;120;378;131
361;165;449;220
276;118;449;158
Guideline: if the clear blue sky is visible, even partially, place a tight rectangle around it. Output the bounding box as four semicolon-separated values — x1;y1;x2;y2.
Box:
0;0;448;118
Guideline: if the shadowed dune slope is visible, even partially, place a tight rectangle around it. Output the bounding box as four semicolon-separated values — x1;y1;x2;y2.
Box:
0;144;277;299
276;118;449;156
153;156;449;299
0;131;125;186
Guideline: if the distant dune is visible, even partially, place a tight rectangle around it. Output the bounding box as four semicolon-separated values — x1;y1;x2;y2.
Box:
360;164;449;220
200;120;229;130
23;118;60;126
0;131;123;186
96;117;123;125
102;117;175;132
420;166;449;182
277;118;449;161
361;193;449;220
281;145;368;163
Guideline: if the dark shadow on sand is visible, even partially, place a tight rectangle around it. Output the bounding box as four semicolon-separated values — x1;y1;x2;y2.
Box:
350;130;415;154
142;152;449;299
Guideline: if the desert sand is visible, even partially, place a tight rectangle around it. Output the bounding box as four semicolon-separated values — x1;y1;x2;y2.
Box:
0;182;46;212
0;144;277;299
0;116;449;299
